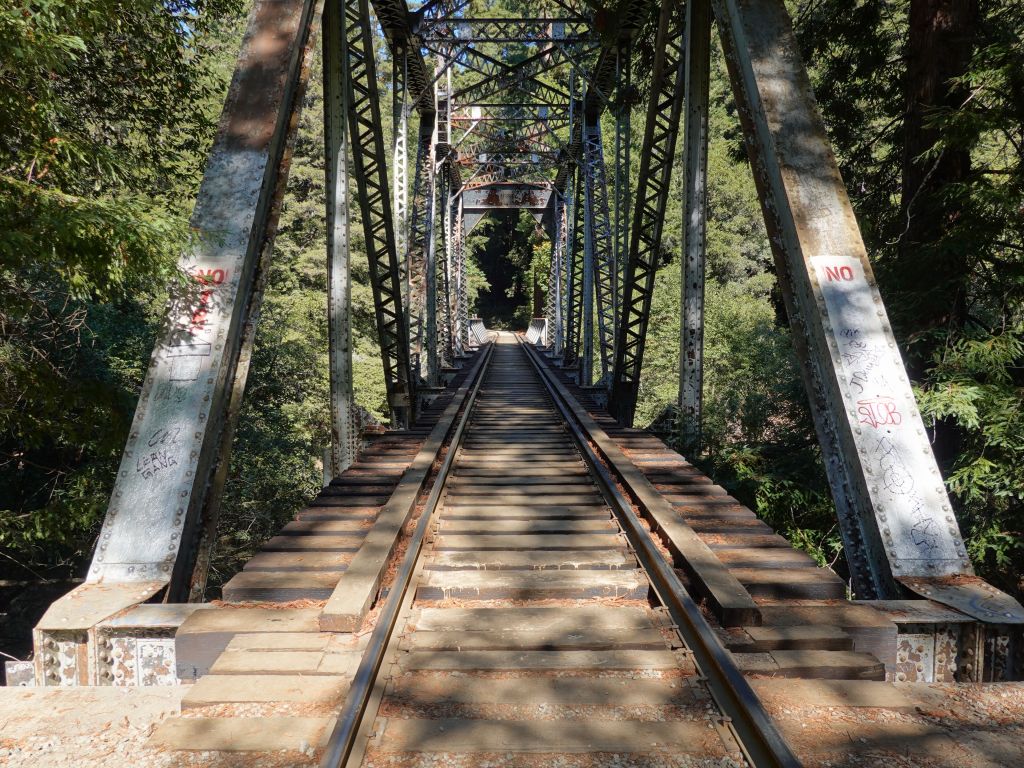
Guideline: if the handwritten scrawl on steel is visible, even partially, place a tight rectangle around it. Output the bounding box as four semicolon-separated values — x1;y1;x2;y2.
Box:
813;256;960;571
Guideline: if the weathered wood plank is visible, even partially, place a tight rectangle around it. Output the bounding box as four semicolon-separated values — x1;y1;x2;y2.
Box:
437;519;616;534
182;674;348;707
150;716;332;752
416;570;647;600
425;549;631;571
398;649;682;672
372;718;722;754
386;675;700;706
433;533;623;551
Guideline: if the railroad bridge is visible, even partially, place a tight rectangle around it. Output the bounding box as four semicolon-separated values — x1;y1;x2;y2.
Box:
6;0;1024;765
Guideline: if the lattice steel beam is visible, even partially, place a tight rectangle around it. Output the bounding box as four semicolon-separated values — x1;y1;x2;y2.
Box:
343;0;414;425
545;198;565;354
561;180;574;360
438;172;453;366
453;104;570;122
408;115;437;384
419;17;594;43
565;171;585;365
371;0;434;115
393;48;410;326
451;195;468;356
613;43;632;321
450;45;584;104
609;0;685;426
583;116;616;382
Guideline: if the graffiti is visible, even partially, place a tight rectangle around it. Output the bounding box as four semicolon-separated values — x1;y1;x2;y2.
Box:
146;427;181;448
874;436;939;553
154;382;189;404
189;268;227;331
136;449;179;479
857;396;902;428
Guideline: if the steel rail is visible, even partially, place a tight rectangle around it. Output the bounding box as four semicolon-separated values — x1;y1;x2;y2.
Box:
319;341;495;768
519;338;802;768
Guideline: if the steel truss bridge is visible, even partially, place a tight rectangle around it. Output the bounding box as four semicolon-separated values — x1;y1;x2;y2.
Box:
21;0;1024;739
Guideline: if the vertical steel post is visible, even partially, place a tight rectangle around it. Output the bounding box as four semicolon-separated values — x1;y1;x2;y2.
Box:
545;201;564;355
581;157;596;385
325;0;357;478
438;174;453;366
424;137;439;385
408;111;437;385
393;47;410;313
583;115;617;382
561;179;574;355
679;0;712;455
570;175;586;361
613;43;631;321
562;170;580;366
453;196;467;356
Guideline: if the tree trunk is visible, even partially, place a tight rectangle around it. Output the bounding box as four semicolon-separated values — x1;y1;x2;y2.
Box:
900;0;978;336
900;0;978;466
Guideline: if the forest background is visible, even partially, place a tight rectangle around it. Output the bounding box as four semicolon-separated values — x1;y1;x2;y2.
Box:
2;0;1022;666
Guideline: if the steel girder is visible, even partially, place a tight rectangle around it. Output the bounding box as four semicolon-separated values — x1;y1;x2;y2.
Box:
613;44;632;321
82;0;322;600
449;45;587;106
710;0;985;607
342;0;414;425
565;171;585;365
325;0;358;478
582;116;616;382
453;104;571;123
371;0;434;117
546;198;565;354
609;0;686;426
438;172;453;367
408;115;438;385
551;0;649;196
393;49;410;322
678;0;712;455
452;195;469;356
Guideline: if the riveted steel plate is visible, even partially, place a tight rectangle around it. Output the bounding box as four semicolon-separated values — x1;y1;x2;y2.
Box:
900;576;1024;624
813;256;967;575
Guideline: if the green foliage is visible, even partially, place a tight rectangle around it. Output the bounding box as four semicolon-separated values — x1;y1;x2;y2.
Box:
915;330;1024;589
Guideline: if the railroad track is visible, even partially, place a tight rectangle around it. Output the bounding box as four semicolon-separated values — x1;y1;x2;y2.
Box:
320;332;799;768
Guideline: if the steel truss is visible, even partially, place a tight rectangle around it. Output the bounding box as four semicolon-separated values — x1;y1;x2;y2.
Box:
582;115;616;382
56;0;1024;683
546;195;565;355
564;171;585;365
609;0;685;425
408;116;437;384
418;17;595;44
343;0;414;425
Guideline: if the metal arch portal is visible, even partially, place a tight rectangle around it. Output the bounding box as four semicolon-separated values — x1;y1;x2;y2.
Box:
42;0;1021;676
